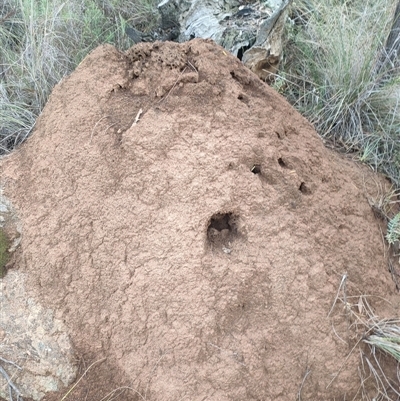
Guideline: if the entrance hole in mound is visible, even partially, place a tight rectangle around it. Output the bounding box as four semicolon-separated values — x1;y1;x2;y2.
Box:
251;164;261;174
278;157;287;168
299;182;311;195
237;43;252;61
250;164;277;185
237;93;249;105
207;212;238;246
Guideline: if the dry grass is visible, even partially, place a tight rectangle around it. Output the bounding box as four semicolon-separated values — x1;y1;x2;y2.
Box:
330;290;400;400
0;0;159;155
0;357;23;401
279;0;400;188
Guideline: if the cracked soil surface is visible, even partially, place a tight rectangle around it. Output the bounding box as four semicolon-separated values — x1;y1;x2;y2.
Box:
1;39;400;400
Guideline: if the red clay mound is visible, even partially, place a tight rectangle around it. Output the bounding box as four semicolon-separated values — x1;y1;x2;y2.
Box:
1;39;399;400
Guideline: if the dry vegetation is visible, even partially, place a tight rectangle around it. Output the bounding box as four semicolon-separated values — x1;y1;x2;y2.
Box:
280;0;400;188
0;0;159;153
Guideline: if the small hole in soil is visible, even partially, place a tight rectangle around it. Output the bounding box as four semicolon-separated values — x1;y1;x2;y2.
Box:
209;213;233;231
207;212;238;245
251;164;261;174
237;44;251;61
237;93;249;105
278;157;286;168
299;182;311;194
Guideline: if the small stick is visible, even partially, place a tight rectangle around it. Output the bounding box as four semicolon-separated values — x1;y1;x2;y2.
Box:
186;60;198;72
0;357;22;370
98;386;145;401
103;123;117;136
158;67;187;104
327;273;347;317
90;116;108;143
0;365;23;401
297;366;311;401
130;109;143;128
326;336;364;389
60;358;106;401
144;353;166;400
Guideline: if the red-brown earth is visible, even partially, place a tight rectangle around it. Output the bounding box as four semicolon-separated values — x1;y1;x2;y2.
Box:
1;39;399;401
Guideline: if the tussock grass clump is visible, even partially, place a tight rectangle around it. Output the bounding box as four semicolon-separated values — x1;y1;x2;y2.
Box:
386;211;400;244
365;321;400;362
362;313;400;400
0;0;159;154
330;293;400;400
280;0;400;187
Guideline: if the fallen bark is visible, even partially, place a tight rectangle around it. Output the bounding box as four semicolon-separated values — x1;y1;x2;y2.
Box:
242;0;292;81
155;0;292;80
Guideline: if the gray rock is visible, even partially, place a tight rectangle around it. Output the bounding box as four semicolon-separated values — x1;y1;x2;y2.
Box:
0;187;76;400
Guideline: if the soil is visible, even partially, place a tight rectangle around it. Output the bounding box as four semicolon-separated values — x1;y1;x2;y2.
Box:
1;39;400;400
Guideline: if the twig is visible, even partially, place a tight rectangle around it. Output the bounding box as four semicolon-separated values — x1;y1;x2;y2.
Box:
327;273;347;317
0;365;23;401
155;59;198;105
98;386;145;401
145;353;166;400
130;109;143;128
186;60;198;72
331;321;347;345
90;116;109;143
60;358;106;401
157;67;187;104
103;123;117;136
297;366;311;401
0;357;22;370
326;336;365;389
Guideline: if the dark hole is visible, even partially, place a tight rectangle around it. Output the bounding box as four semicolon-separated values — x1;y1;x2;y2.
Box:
237;44;251;61
207;212;239;246
237;93;249;105
278;157;286;168
299;182;311;194
251;164;261;174
209;213;231;231
207;212;238;241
